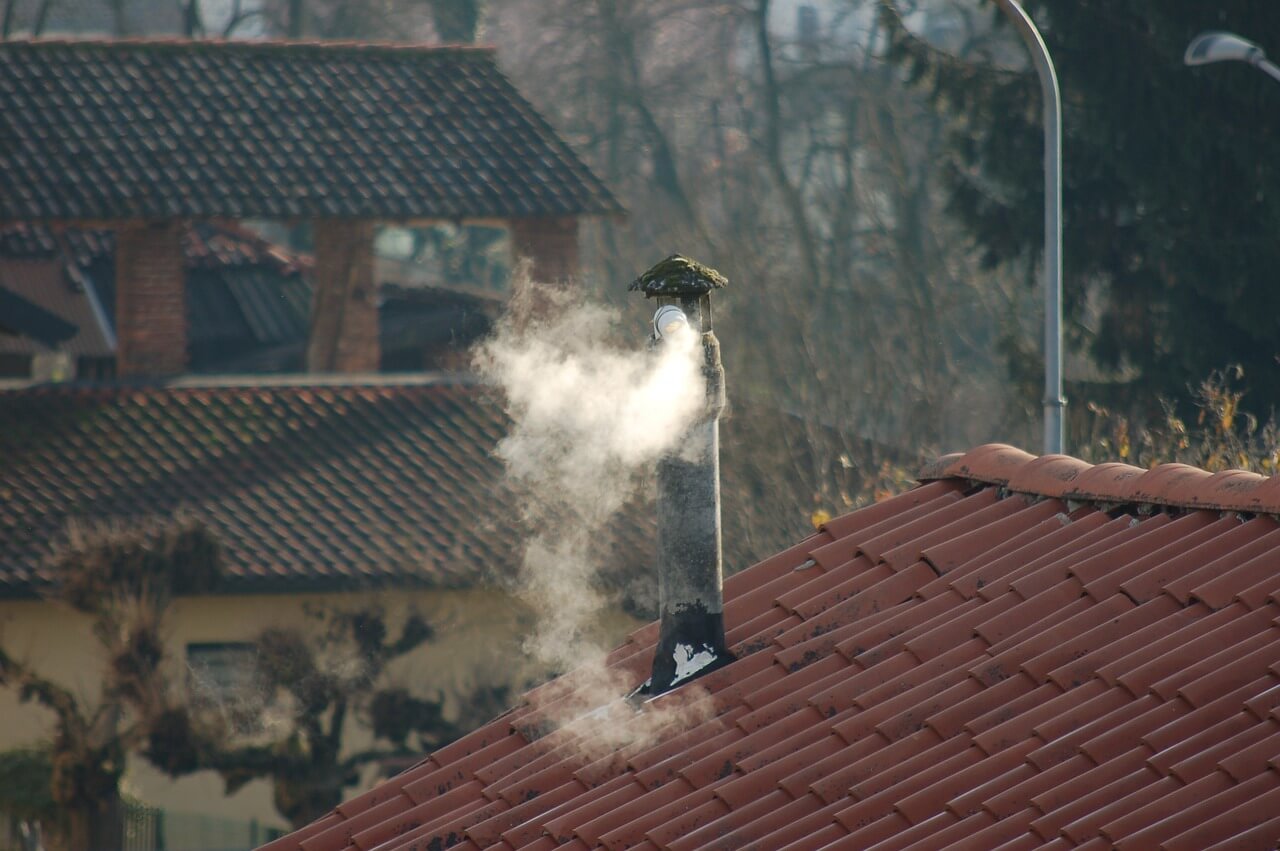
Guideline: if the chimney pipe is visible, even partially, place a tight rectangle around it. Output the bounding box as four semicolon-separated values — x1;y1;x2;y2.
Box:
630;255;733;695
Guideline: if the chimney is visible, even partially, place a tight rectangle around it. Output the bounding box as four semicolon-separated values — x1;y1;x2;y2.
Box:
630;255;733;695
510;216;579;285
306;220;380;373
115;221;188;377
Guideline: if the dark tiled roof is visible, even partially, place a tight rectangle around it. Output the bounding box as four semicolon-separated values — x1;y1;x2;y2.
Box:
265;443;1280;851
0;39;621;221
0;378;521;594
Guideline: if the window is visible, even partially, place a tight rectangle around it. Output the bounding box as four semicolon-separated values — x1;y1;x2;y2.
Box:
187;642;268;735
186;642;258;704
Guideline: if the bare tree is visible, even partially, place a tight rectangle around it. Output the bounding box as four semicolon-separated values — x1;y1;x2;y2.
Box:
149;604;508;828
1;0;55;36
486;0;1033;559
0;517;220;851
427;0;481;42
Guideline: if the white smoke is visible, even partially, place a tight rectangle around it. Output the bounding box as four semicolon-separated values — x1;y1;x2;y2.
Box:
475;282;704;667
474;279;719;748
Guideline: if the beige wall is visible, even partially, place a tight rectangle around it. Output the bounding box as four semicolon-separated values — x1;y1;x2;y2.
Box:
0;587;642;832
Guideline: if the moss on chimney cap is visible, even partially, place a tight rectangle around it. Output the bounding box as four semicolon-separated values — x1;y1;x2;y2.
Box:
629;254;728;297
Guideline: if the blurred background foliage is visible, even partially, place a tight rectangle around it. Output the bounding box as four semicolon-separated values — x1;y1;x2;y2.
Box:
1;0;1277;577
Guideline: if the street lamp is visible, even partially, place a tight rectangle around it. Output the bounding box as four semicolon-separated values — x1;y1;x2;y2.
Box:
1185;31;1280;84
993;0;1065;456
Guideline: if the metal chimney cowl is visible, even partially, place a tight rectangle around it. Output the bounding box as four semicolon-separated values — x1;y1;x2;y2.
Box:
630;255;733;696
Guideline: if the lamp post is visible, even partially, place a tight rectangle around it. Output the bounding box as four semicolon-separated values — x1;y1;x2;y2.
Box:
1185;31;1280;84
993;0;1065;456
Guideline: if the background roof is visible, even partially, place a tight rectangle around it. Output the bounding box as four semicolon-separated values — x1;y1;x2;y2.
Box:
0;378;523;594
263;445;1280;851
0;39;621;221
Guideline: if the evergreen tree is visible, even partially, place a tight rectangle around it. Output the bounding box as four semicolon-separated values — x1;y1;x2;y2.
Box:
884;0;1280;416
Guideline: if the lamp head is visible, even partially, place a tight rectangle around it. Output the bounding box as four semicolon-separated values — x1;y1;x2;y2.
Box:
1185;31;1265;67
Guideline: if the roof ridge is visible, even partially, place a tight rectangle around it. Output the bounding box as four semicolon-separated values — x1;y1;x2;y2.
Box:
0;372;486;393
0;36;497;56
921;442;1280;516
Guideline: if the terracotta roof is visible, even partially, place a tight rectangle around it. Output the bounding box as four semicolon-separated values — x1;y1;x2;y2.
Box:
0;39;621;221
0;378;522;594
264;443;1280;851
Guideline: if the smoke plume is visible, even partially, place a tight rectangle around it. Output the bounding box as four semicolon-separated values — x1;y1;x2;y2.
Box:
474;280;717;746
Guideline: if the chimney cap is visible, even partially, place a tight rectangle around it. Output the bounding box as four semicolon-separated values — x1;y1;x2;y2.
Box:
629;254;728;297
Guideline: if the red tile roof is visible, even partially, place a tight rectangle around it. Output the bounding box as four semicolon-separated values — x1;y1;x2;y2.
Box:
0;39;621;221
263;443;1280;851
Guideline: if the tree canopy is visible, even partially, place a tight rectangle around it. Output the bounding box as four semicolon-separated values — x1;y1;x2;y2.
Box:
885;0;1280;416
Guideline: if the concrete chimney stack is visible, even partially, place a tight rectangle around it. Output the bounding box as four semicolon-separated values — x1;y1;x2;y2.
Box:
630;255;733;695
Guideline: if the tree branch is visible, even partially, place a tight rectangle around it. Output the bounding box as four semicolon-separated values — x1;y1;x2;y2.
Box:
31;0;52;36
2;0;16;38
0;647;82;729
754;0;821;287
338;747;410;775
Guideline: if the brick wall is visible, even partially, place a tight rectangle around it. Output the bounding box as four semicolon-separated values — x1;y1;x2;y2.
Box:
306;220;380;373
509;216;579;284
115;221;187;377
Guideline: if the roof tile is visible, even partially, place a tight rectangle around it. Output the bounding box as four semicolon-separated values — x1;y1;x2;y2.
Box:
872;810;967;850
1168;791;1280;850
0;40;619;220
0;380;622;595
665;787;790;851
1114;603;1275;697
470;779;584;847
1059;774;1180;844
262;445;1280;850
943;808;1037;851
1168;720;1280;784
948;759;1036;820
917;496;1066;576
754;795;847;851
929;508;1088;598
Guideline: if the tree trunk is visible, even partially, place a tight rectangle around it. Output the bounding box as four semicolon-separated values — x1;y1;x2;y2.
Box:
47;795;123;851
1;0;16;38
429;0;480;42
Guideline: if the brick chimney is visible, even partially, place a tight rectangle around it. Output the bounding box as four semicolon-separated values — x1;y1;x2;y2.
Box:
115;221;188;378
510;216;579;284
630;255;733;695
306;220;380;373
